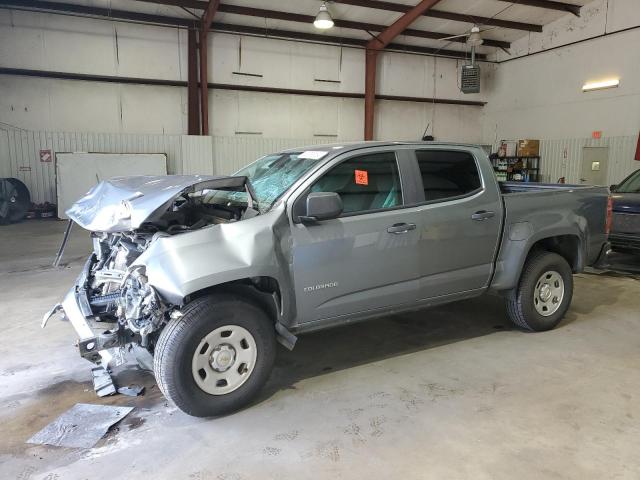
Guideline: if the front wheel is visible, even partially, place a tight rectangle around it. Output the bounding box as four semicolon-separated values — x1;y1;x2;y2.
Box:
506;251;574;331
154;294;276;417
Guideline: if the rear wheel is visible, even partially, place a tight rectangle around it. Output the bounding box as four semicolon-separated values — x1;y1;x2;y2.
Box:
506;251;573;331
154;294;276;417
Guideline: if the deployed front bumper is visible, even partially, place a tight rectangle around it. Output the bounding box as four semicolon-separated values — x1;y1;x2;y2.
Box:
42;256;113;364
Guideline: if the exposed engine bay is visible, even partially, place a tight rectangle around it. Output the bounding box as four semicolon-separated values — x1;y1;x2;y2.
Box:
70;182;259;367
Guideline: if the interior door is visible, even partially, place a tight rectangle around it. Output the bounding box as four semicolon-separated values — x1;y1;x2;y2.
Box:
412;149;503;299
580;147;609;185
288;150;421;324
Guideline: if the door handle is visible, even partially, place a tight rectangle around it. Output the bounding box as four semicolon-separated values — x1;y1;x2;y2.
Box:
471;210;495;221
387;223;416;234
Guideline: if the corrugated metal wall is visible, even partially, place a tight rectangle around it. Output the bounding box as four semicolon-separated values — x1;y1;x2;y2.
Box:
181;135;214;175
0;128;323;204
538;136;639;184
0;128;182;203
492;136;639;184
4;128;638;204
212;136;327;175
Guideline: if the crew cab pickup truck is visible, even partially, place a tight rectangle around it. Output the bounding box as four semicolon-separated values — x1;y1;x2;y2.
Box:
44;142;611;417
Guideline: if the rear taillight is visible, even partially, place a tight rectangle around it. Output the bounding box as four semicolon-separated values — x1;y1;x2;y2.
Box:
605;196;613;235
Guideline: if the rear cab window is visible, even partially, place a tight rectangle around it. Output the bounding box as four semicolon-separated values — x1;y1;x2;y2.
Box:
414;150;482;202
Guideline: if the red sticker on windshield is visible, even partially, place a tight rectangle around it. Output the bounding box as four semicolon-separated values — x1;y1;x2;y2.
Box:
354;169;368;185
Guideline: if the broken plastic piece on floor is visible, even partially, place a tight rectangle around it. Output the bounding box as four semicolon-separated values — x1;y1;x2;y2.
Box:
117;384;145;396
27;403;134;448
91;366;116;397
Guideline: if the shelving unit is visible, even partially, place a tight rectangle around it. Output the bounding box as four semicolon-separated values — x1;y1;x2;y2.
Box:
491;155;541;182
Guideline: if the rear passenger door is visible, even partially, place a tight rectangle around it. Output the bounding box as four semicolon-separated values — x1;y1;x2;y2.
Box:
288;149;422;324
412;148;503;299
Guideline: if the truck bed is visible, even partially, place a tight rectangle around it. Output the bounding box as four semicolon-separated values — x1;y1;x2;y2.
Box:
489;181;610;291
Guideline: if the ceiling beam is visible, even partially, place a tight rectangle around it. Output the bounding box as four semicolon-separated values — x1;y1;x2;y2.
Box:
215;4;510;49
134;0;542;33
0;0;485;60
211;22;485;59
333;0;543;32
201;0;219;30
131;0;510;48
366;0;442;50
364;0;442;140
498;0;581;16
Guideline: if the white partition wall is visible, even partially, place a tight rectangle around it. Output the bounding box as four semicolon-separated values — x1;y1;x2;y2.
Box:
55;153;167;218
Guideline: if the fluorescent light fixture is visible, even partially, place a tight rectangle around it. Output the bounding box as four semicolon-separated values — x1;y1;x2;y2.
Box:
314;2;334;29
582;78;620;92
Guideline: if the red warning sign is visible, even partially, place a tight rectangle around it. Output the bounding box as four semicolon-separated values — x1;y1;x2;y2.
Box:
354;169;368;185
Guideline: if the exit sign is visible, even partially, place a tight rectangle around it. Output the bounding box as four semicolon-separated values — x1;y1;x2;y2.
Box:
592;131;602;139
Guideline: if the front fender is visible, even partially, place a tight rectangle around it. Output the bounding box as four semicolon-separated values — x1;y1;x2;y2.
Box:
133;209;285;305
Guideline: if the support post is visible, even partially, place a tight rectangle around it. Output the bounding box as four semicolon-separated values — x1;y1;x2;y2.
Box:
199;0;220;135
199;29;209;135
187;28;200;135
364;49;378;141
363;0;441;140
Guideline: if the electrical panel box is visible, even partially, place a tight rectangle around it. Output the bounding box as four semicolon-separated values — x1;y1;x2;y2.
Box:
461;64;481;94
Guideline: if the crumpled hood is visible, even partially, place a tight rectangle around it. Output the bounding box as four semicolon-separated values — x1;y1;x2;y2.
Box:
66;175;251;232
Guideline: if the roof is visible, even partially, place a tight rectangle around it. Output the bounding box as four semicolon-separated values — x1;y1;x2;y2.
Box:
7;0;590;59
281;141;486;155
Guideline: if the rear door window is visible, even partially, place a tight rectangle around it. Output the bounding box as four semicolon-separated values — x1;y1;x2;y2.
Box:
311;152;403;214
415;150;481;202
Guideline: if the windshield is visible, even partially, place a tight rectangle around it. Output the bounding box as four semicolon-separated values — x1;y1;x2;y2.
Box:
615;170;640;193
204;151;326;210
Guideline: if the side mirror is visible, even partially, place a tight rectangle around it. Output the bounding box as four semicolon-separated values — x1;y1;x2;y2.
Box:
299;192;343;223
609;184;617;192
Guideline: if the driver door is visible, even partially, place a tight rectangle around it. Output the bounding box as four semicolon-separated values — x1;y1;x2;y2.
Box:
288;149;421;325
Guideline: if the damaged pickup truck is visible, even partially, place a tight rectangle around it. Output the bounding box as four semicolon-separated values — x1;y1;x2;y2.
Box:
44;142;611;417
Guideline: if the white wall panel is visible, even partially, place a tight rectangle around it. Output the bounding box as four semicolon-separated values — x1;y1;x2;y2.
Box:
212;136;325;175
56;152;167;217
537;136;638;184
181;135;213;175
0;128;183;204
115;23;184;80
120;84;186;135
0;128;333;204
1;10;487;142
44;15;116;75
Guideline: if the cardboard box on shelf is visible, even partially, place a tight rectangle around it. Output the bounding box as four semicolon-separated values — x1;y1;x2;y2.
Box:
517;139;540;157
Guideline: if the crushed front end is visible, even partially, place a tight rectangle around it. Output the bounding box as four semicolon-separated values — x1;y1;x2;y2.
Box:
42;174;259;373
43;231;172;370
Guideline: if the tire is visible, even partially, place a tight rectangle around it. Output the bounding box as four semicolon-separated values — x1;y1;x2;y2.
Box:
506;251;573;332
154;294;276;417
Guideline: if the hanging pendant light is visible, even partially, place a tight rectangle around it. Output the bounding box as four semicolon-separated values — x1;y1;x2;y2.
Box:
466;26;484;47
314;2;334;30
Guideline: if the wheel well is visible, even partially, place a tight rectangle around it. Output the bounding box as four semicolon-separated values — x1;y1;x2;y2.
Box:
528;235;582;272
186;277;282;324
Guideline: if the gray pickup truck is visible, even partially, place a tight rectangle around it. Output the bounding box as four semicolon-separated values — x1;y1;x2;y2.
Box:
44;142;611;417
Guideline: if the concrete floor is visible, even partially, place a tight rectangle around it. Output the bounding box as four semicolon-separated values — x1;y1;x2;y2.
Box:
1;220;639;480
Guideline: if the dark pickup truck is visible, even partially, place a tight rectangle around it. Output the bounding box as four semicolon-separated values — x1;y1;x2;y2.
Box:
610;168;640;253
44;142;611;416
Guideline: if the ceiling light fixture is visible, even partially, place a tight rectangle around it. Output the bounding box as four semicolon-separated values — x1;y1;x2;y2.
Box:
314;2;334;30
466;26;484;47
582;78;620;92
